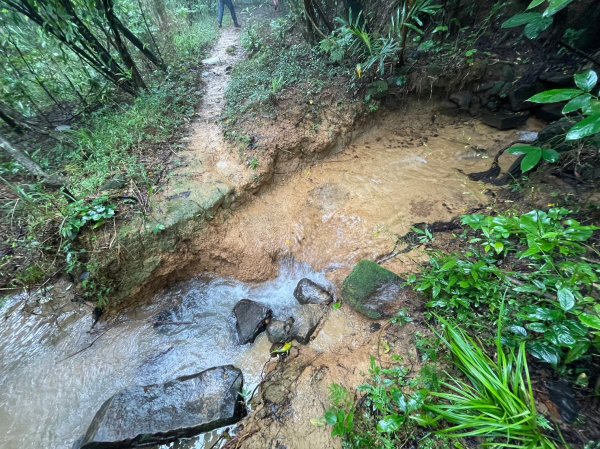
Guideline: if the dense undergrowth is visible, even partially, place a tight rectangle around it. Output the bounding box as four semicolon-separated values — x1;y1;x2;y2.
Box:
324;208;599;448
0;14;217;295
225;14;348;126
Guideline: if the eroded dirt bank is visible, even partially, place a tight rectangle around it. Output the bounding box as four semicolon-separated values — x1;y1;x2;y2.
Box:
146;100;531;287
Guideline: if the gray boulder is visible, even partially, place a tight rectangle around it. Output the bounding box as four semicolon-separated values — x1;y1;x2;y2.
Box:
291;304;326;344
233;299;272;344
293;278;333;305
79;366;245;449
267;318;294;344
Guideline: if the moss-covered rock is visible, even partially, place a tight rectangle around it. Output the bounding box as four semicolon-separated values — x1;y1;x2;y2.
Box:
342;260;409;320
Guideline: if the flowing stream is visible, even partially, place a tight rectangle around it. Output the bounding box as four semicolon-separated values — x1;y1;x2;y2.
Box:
0;105;532;449
0;261;331;449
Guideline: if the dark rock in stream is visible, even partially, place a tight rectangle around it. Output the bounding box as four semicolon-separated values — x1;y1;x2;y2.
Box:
481;110;529;130
233;299;272;344
293;278;333;305
291;304;326;344
342;260;416;320
267;318;294;344
78;366;245;449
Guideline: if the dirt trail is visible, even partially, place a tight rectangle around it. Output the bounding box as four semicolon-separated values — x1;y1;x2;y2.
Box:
154;26;252;215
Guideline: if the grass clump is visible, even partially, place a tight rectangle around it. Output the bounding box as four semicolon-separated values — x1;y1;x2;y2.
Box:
324;318;559;449
225;16;345;122
421;317;556;449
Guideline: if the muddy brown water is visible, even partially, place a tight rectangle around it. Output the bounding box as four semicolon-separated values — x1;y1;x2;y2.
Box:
0;105;537;449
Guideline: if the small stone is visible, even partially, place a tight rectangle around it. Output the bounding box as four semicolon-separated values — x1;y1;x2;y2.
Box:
100;175;127;191
449;91;472;109
481;110;529;130
293;278;333;305
508;83;539;111
233;299;272;345
266;318;294;344
539;71;573;87
202;56;221;65
535;103;565;122
291;304;325;344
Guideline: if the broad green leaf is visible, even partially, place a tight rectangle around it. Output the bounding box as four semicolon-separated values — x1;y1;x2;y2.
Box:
524;16;553;39
582;100;600;115
579;313;600;330
562;94;592;114
527;0;545;9
508;325;528;336
526;322;547;332
324;410;337;425
574;70;598;92
441;259;457;270
508;144;539;155
501;12;541;28
377;415;404;433
529;341;560;365
543;0;575;17
521;147;542;172
557;287;575;311
565;341;591;364
493;242;504;254
541;148;560;163
528;88;582;103
527;307;561;321
565;114;600;140
555;324;576;346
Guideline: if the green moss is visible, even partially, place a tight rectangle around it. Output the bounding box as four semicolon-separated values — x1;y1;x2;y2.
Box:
341;260;402;319
16;264;46;286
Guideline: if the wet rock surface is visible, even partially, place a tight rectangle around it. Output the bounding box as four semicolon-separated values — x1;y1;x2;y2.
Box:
481;110;529;130
342;260;414;319
291;304;326;344
267;318;294;343
549;379;579;424
79;366;245;449
293;278;333;305
234;299;272;344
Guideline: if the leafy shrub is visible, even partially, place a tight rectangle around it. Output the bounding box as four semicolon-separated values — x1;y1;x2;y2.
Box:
501;0;576;39
528;70;600;141
226;19;340;120
413;209;599;367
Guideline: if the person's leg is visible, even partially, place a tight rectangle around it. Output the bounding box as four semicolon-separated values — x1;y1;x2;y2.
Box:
224;0;240;27
217;0;224;27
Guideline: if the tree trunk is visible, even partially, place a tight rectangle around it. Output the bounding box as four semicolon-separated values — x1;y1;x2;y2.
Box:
0;135;65;186
115;14;165;69
101;0;147;91
2;0;139;95
0;103;25;134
